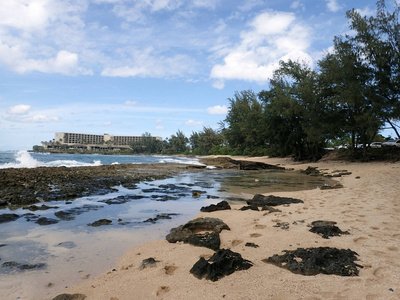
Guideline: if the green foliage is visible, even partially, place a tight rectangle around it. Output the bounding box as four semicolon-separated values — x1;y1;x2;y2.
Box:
346;0;400;137
189;127;224;155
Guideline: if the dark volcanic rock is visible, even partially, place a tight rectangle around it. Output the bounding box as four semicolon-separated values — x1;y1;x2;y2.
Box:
200;200;231;212
2;261;46;271
36;217;59;225
52;294;87;300
139;257;157;270
245;242;259;248
190;249;253;281
87;219;112;227
166;217;230;250
200;157;284;170
239;160;284;170
54;205;102;221
24;204;57;211
264;247;362;276
309;220;349;239
0;163;197;207
247;194;303;207
187;232;221;251
239;205;259;211
143;213;178;223
0;213;19;224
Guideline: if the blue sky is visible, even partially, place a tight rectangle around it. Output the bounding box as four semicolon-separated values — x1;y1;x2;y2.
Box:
0;0;385;150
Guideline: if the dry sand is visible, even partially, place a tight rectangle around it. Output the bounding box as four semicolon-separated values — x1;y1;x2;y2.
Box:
56;156;400;300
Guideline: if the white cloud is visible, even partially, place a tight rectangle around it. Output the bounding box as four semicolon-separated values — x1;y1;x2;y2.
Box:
155;125;164;130
102;121;112;126
6;114;59;123
210;11;312;87
207;105;228;115
326;0;342;12
185;120;204;126
7;104;31;115
156;119;163;124
101;48;196;79
290;1;305;11
0;0;51;31
124;100;143;106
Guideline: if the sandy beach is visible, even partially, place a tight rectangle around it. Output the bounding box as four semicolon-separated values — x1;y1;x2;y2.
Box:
53;156;400;300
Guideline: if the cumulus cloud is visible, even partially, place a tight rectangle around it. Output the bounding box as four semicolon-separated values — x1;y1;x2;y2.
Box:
7;104;31;115
207;105;228;115
185;120;204;126
0;0;51;31
210;10;313;88
5;103;59;123
326;0;342;12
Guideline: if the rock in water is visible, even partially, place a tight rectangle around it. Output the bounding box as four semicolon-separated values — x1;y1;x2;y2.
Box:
190;249;253;281
0;213;19;224
87;219;112;227
264;247;362;276
247;194;303;207
200;201;231;212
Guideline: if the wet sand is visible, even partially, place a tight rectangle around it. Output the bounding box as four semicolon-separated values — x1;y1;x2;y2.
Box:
57;156;400;300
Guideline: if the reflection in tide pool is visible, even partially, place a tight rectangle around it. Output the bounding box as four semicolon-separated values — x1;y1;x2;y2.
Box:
0;169;332;300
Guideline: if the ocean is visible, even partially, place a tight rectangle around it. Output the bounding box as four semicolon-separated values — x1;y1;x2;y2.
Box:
0;151;328;300
0;150;203;169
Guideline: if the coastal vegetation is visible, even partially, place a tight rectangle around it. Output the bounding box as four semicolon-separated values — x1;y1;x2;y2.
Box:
33;1;399;161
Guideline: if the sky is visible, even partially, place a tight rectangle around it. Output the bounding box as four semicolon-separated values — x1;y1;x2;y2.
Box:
0;0;387;150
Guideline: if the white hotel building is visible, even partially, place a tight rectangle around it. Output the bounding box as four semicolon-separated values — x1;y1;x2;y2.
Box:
43;132;162;151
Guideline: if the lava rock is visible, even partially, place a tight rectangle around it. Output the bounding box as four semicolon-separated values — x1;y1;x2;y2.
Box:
0;213;19;224
190;249;253;281
239;205;259;211
2;261;46;271
245;242;259;248
309;220;349;239
264;247;362;276
87;219;112;227
52;294;87;300
166;217;230;250
200;201;231;212
36;217;59;225
139;257;157;270
247;194;303;207
144;213;178;223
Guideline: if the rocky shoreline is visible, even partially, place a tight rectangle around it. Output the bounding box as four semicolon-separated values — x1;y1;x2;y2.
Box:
0;157;284;209
0;163;204;208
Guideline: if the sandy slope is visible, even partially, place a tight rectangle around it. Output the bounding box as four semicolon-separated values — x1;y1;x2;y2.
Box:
56;157;400;300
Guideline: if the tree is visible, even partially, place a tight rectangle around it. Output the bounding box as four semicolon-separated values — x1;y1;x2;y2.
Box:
259;60;329;160
190;127;224;154
168;130;189;153
318;38;382;152
346;0;400;137
223;90;267;151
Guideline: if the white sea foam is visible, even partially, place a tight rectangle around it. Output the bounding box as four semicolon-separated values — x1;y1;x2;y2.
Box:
0;150;42;169
158;157;205;166
0;151;103;169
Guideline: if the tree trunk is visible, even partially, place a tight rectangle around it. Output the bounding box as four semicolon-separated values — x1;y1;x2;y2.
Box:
386;118;400;139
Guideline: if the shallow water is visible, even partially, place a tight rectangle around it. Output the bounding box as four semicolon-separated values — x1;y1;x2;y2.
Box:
0;168;332;300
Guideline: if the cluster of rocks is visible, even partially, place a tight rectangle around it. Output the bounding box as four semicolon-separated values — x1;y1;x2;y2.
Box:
0;163;201;207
